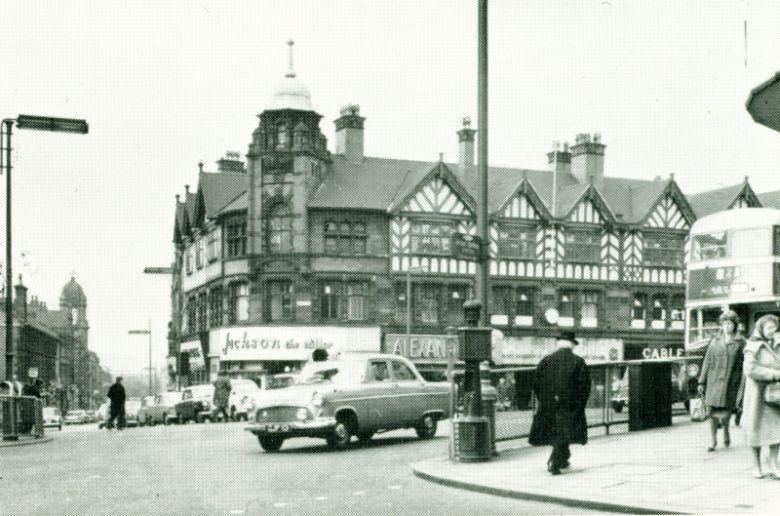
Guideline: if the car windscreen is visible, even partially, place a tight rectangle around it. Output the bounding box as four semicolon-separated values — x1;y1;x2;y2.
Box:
298;361;364;385
267;376;295;390
43;408;58;417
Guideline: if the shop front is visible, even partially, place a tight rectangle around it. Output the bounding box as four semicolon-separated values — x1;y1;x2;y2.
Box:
491;335;624;409
180;339;208;386
209;325;382;378
383;334;460;381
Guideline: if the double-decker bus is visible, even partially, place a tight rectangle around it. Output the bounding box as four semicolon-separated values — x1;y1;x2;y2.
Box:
686;207;780;352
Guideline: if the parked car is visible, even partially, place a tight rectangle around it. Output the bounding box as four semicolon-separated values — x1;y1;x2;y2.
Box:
243;373;298;422
124;397;143;427
64;409;90;425
227;379;261;422
137;396;157;426
96;402;110;429
42;407;63;430
175;384;215;424
245;353;450;452
145;391;183;425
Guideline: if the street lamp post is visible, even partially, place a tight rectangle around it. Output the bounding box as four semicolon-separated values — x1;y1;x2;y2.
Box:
128;321;153;396
1;115;88;381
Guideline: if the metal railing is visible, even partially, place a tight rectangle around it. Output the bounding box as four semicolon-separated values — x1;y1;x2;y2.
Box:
449;356;703;443
0;396;45;441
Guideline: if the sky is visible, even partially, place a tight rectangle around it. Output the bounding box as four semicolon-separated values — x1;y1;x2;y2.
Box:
2;0;780;375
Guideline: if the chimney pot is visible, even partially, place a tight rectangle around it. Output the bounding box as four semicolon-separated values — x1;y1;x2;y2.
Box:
197;161;204;173
184;184;190;194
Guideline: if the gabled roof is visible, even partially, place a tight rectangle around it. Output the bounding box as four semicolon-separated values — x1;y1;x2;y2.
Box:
27;308;69;333
388;161;476;214
688;182;759;218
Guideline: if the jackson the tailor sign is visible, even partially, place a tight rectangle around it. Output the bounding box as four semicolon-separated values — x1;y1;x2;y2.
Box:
210;326;381;361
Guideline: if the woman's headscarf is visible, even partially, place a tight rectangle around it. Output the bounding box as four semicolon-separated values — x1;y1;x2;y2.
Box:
751;314;780;341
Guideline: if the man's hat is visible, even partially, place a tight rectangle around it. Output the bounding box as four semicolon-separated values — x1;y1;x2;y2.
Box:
556;331;579;346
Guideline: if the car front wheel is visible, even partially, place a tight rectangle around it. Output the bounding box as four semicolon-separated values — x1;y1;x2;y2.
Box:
416;414;437;439
357;431;375;443
326;422;352;450
258;436;284;452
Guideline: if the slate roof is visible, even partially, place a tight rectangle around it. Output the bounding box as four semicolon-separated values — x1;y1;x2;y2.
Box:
758;189;780;209
176;153;712;235
688;183;747;218
198;172;248;219
27;308;69;333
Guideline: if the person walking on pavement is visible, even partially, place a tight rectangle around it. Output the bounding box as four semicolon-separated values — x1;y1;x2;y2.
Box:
212;373;231;422
697;310;746;451
105;377;127;430
742;314;780;479
529;331;591;475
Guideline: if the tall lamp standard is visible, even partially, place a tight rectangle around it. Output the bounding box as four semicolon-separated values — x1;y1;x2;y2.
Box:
1;115;88;381
128;320;153;396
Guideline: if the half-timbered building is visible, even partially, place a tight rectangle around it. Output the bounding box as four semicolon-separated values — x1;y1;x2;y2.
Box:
166;51;768;387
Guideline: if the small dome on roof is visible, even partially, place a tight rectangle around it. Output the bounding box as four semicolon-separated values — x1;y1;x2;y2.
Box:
60;276;87;307
268;40;315;112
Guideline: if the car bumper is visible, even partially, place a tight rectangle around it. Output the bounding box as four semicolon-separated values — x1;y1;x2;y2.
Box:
245;417;337;438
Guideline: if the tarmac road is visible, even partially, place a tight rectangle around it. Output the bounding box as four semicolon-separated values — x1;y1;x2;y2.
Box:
1;419;610;516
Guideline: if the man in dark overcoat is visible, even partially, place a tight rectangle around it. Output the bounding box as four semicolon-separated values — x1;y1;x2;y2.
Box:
529;331;591;475
105;377;127;430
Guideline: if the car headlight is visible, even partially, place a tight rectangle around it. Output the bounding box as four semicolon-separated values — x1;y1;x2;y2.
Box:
296;408;309;421
311;392;323;408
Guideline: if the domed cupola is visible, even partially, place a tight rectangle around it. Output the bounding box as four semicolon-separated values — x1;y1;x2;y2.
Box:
268;40;315;112
60;276;87;309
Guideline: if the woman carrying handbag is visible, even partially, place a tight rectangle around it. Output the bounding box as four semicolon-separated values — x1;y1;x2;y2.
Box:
697;310;745;450
742;314;780;479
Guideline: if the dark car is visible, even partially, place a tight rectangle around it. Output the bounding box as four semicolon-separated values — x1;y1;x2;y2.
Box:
174;384;215;424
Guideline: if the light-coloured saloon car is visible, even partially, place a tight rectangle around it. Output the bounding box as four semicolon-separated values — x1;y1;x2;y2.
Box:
245;353;450;452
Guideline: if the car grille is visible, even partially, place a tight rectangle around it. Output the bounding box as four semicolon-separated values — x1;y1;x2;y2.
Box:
255;406;306;423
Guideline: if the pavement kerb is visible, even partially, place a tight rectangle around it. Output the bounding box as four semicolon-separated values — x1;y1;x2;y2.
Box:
0;436;53;448
412;462;685;515
411;424;696;515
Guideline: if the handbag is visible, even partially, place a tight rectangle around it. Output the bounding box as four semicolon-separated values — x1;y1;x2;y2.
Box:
689;397;706;422
759;341;780;408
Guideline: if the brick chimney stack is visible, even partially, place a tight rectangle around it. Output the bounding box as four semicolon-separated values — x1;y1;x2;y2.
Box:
458;117;477;173
571;133;606;186
334;104;365;162
216;151;245;173
547;141;572;177
14;277;27;324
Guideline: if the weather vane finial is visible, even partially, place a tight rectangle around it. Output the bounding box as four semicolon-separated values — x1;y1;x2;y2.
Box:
286;39;296;78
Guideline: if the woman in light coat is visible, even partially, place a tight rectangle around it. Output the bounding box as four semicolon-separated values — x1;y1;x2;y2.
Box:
698;310;745;451
742;314;780;479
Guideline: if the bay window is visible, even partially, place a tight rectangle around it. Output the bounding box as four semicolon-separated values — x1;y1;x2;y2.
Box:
410;222;454;255
564;229;600;263
496;225;535;259
644;233;685;267
324;221;367;255
225;221;247;257
346;282;369;321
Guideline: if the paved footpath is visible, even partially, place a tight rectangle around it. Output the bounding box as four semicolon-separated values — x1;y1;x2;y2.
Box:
414;420;780;514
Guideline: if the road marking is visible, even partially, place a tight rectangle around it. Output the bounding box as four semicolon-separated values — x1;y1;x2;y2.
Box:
229;511;244;515
315;496;327;501
273;502;287;508
387;485;402;490
353;491;365;496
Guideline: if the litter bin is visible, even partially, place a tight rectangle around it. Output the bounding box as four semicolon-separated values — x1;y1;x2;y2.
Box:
628;361;672;431
452;415;491;462
1;396;19;441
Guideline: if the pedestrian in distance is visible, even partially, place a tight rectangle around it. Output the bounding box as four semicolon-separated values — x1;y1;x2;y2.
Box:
22;377;42;399
212;373;231;422
529;331;592;475
105;377;127;430
742;314;780;479
697;310;746;451
735;321;748;427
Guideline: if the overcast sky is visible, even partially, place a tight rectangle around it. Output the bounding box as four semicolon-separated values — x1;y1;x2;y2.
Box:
2;0;780;375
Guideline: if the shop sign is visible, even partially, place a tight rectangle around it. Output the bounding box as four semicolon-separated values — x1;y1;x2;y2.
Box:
625;343;685;361
384;334;459;361
211;326;381;362
492;335;623;365
181;340;206;369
